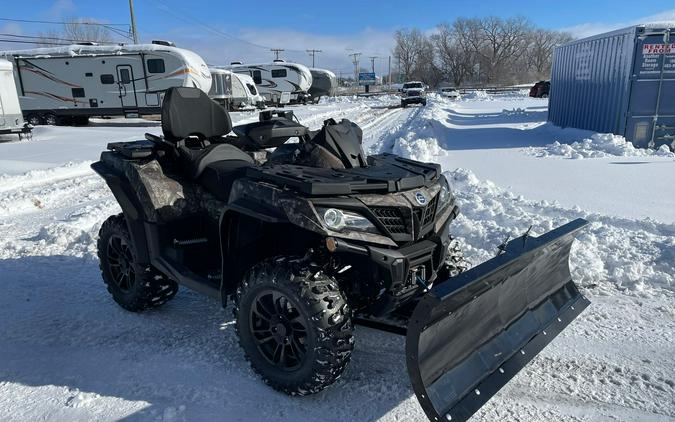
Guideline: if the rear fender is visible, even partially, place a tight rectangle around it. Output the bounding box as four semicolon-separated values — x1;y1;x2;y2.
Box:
91;161;150;264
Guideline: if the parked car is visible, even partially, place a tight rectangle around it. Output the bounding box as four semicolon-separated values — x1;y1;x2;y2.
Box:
439;87;460;100
529;80;550;98
401;81;427;107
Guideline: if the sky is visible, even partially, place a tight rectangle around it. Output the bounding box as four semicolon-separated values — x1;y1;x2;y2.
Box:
1;0;674;75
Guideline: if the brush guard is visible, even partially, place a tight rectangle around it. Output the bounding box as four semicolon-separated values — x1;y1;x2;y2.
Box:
404;218;590;421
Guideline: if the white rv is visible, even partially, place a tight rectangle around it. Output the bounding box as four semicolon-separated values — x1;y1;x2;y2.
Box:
222;60;312;105
209;68;264;110
0;59;30;137
0;42;211;125
308;68;337;102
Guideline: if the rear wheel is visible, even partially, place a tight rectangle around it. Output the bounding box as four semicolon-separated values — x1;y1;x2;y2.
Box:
25;114;43;126
97;214;178;311
235;256;354;395
43;113;58;126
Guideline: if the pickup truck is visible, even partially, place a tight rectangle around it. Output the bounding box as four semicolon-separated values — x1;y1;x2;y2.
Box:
401;81;427;107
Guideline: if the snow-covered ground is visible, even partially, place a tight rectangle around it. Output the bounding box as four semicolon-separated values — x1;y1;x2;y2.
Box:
1;92;673;421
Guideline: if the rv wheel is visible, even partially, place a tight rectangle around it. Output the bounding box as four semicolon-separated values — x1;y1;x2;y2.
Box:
235;256;354;395
25;114;43;126
43;113;59;126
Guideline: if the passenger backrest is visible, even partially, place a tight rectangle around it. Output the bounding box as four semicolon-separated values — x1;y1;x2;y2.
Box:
161;87;232;142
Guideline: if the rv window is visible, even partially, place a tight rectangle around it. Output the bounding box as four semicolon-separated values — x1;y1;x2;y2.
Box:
252;70;262;84
72;88;85;98
271;69;287;78
147;58;165;73
120;69;131;84
246;84;257;96
85;72;93;77
100;74;114;84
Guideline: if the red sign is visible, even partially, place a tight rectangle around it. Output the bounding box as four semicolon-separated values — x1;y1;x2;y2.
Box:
643;43;675;55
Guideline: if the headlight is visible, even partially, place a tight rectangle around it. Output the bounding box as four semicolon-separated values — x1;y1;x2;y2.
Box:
316;207;378;234
438;174;452;208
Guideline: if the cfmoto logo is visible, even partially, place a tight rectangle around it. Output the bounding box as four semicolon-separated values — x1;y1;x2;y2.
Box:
415;192;427;205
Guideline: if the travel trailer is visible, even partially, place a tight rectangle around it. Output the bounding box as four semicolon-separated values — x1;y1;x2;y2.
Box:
223;60;312;105
308;68;337;102
0;42;211;125
0;59;30;137
208;68;264;110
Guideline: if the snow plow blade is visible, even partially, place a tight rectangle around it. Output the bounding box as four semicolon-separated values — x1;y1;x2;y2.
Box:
406;218;590;422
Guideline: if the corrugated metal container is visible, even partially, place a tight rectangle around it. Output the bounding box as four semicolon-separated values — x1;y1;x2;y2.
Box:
549;25;674;149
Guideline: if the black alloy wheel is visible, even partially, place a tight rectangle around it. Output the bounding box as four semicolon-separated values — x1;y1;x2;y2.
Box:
249;289;309;371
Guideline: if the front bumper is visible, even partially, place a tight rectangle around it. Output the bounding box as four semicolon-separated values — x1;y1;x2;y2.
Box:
403;97;426;104
328;207;457;315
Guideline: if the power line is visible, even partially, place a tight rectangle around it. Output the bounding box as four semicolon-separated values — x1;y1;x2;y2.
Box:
0;17;132;40
144;0;305;53
0;38;69;46
0;33;117;44
0;17;129;26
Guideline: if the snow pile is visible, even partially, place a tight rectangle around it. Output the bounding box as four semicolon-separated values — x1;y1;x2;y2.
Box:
461;90;491;100
529;133;675;159
447;168;675;293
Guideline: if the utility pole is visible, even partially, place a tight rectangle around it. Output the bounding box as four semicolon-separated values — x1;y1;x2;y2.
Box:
388;56;391;91
349;52;361;94
270;49;285;61
368;56;378;73
306;49;322;68
128;0;139;44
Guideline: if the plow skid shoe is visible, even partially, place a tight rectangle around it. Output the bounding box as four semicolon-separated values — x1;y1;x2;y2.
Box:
406;218;590;422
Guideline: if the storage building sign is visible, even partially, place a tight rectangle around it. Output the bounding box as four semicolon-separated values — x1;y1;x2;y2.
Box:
642;43;674;54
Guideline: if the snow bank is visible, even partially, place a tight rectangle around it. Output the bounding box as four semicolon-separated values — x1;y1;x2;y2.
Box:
461;90;491;100
528;133;675;159
447;168;675;294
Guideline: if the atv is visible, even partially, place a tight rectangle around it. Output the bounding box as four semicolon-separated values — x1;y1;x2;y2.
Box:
92;87;590;422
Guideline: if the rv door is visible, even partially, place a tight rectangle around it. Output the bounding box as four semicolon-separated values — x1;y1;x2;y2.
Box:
116;65;138;110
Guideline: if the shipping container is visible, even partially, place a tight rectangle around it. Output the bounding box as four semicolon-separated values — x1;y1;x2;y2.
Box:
549;25;674;150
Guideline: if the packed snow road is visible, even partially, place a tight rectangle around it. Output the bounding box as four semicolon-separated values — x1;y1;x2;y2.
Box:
0;93;673;421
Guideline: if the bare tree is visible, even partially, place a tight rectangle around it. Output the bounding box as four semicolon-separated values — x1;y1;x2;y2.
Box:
38;18;114;46
392;16;572;87
393;28;425;80
526;29;573;79
412;37;442;85
453;16;533;84
432;23;473;86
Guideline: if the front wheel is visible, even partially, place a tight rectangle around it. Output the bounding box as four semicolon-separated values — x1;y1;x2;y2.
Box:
235;256;354;395
97;214;178;311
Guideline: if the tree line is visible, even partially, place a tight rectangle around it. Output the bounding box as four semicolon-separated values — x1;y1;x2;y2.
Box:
393;16;573;87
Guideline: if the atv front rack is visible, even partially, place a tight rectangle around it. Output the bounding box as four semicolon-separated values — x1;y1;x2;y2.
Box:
246;154;440;195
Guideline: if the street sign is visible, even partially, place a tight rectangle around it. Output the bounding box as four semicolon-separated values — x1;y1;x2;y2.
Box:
358;72;376;86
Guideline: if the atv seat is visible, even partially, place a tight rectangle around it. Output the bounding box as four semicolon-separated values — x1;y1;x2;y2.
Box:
161;87;254;200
